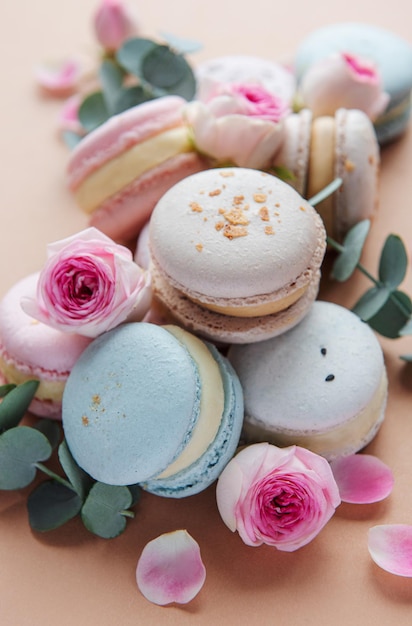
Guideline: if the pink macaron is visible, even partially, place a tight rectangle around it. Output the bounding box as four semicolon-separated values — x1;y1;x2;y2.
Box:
0;273;92;419
67;95;209;243
273;107;380;241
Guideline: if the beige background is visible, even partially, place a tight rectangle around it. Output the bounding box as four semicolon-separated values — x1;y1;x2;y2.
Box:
2;1;412;624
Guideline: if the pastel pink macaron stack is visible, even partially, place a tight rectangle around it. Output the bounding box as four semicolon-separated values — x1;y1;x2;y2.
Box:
67;96;209;243
0;273;91;419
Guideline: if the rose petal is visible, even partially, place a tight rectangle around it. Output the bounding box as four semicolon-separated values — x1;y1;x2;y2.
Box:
216;456;244;532
330;454;394;504
136;530;206;605
368;525;412;576
35;59;81;97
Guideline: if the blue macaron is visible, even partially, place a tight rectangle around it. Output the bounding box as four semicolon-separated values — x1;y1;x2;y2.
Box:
294;22;412;144
62;322;244;498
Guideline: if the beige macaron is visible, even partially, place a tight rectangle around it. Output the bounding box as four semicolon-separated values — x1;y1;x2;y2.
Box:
149;167;326;344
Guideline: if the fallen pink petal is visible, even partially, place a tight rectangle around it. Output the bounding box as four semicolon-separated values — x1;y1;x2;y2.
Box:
34;59;81;97
136;530;206;605
368;524;412;576
330;454;394;504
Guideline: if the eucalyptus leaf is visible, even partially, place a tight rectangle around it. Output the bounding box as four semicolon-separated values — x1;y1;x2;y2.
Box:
28;480;82;531
113;85;154;115
127;483;141;506
159;32;203;55
367;290;412;338
0;380;39;432
378;234;408;289
0;426;52;490
116;37;157;77
0;384;16;398
78;92;110;133
400;353;412;362
142;45;187;88
308;177;342;207
81;482;133;539
330;220;371;282
58;440;93;499
33;419;61;450
99;59;125;115
62;130;83;150
271;165;295;182
399;317;412;336
352;286;390;321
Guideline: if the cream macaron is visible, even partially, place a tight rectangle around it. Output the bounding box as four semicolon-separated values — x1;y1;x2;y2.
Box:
149;167;326;344
228;300;388;459
273;107;380;241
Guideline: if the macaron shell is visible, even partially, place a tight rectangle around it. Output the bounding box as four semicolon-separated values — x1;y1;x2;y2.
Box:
142;342;244;497
151;266;321;344
272;108;312;195
228;300;387;459
333;108;379;241
62;323;201;485
149;168;325;301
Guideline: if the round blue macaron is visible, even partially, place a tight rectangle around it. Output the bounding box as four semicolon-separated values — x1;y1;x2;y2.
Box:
294;22;412;144
62;322;244;496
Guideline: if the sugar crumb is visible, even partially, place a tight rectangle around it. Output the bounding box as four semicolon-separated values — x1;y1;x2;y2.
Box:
219;170;235;177
209;188;222;197
223;224;248;239
233;195;245;205
190;201;203;212
82;416;89;426
254;193;267;203
265;226;275;235
299;205;306;212
345;159;356;172
259;206;270;221
195;243;203;252
215;221;224;231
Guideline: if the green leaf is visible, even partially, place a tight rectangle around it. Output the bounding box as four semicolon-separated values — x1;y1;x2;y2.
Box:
330;220;371;282
33;419;61;450
62;130;83;150
113;85;154;115
0;380;39;432
78;92;110;132
99;59;125;115
81;482;133;539
141;45;196;99
399;317;412;336
160;32;202;55
116;37;157;77
127;483;141;506
28;480;83;531
378;234;408;289
271;165;295;182
0;426;52;490
58;440;93;499
352;286;390;321
0;383;16;398
367;290;412;338
308;177;342;207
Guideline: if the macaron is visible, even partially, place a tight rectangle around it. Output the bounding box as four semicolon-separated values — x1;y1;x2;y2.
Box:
0;273;92;419
149;167;326;344
195;54;296;105
273;107;380;241
67;95;209;243
228;300;388;460
294;22;412;144
62;322;244;497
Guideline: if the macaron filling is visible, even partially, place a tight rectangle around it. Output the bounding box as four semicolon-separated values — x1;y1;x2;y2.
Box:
155;325;224;479
74;126;193;213
306;116;335;237
0;350;66;402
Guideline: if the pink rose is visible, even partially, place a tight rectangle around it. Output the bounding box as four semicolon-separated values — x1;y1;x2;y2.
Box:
299;52;390;121
184;83;289;168
21;227;151;338
94;0;140;52
216;443;341;551
34;59;82;97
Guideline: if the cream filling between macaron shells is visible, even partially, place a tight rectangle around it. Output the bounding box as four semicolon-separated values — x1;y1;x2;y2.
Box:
0;352;65;402
153;325;225;480
74;126;193;213
242;370;388;460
